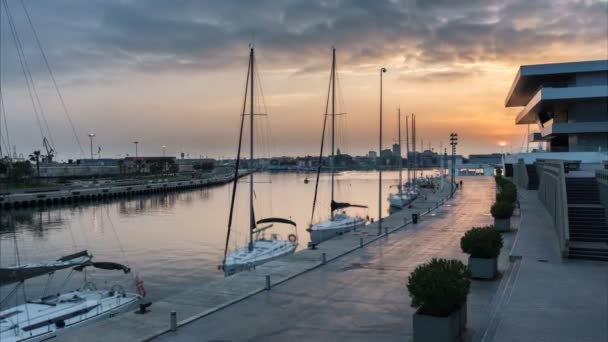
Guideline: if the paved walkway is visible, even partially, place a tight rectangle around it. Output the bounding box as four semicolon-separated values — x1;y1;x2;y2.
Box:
155;177;509;342
482;188;608;342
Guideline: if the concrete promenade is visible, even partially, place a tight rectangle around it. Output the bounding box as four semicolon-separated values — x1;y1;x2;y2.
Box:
60;178;455;342
153;177;508;342
482;188;607;342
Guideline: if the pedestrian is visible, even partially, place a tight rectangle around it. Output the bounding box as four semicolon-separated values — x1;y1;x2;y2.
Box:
459;180;463;189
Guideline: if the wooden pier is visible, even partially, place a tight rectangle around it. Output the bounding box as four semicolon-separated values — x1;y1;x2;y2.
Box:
57;183;453;342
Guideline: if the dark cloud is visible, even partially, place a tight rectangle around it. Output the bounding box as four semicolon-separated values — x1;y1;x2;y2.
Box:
1;0;606;81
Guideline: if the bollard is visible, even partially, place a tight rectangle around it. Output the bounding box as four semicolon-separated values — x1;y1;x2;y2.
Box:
359;237;364;247
265;275;271;290
385;226;388;236
170;311;177;332
321;252;327;265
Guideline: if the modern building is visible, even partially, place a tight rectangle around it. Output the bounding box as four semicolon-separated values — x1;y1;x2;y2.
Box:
504;60;608;261
505;60;608;152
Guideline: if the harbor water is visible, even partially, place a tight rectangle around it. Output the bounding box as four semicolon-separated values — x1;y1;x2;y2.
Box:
0;170;439;304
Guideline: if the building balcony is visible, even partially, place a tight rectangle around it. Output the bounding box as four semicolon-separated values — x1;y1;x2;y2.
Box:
540;121;608;137
515;85;608;125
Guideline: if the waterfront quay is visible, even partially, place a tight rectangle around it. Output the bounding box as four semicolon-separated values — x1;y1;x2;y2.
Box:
0;170;250;210
60;176;607;342
59;179;453;341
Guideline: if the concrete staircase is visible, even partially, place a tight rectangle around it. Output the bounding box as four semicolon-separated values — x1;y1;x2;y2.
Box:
565;177;608;261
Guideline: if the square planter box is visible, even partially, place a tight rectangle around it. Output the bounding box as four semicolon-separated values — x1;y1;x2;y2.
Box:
413;309;461;342
494;217;510;232
468;256;497;279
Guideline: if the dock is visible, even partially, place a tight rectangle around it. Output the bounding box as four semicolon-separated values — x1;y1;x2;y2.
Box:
0;170;250;210
58;182;454;342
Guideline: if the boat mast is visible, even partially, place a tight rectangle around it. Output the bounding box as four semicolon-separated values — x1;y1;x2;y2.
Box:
406;114;410;186
397;108;402;193
412;113;416;183
330;47;336;218
248;47;255;252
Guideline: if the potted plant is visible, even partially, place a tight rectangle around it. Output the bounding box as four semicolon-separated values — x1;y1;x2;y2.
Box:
460;227;503;279
491;201;513;232
407;258;470;342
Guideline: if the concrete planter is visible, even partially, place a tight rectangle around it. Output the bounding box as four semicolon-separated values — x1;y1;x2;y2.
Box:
468;256;497;279
413;309;462;342
494;217;511;232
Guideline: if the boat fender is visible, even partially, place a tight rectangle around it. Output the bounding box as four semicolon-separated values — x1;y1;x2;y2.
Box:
288;234;298;242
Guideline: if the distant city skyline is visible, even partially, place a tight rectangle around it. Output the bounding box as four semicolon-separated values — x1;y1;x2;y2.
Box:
1;0;606;160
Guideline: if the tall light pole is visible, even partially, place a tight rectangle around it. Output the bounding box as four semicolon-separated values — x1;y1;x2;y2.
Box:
162;145;166;157
133;141;139;157
378;67;387;236
88;133;95;160
450;133;458;198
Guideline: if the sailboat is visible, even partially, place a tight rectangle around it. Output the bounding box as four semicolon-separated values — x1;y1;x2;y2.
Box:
307;48;367;247
221;47;298;277
388;109;417;208
0;249;139;342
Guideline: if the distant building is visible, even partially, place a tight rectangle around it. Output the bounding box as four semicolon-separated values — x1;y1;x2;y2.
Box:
468;154;503;166
392;143;401;157
367;151;377;161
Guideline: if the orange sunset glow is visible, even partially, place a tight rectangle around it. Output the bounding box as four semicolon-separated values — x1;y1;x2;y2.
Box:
2;0;607;158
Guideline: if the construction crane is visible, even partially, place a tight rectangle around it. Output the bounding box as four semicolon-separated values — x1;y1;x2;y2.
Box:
42;137;54;163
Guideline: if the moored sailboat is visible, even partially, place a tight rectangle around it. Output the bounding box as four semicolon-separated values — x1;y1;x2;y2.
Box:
221;47;298;276
0;250;139;342
308;48;366;247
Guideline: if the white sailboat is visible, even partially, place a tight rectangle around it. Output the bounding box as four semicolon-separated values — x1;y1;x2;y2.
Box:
308;48;366;247
0;251;139;342
389;110;418;208
221;47;298;276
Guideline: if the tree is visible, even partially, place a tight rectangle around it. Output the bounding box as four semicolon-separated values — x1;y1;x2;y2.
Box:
29;150;41;178
9;161;32;181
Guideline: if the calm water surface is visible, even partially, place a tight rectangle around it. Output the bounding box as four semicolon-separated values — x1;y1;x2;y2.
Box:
0;170;439;304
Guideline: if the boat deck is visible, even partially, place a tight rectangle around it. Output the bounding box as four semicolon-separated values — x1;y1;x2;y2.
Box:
59;183;453;342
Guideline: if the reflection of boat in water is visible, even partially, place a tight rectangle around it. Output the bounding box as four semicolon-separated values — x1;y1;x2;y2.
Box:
221;47;297;277
308;48;366;247
0;251;139;342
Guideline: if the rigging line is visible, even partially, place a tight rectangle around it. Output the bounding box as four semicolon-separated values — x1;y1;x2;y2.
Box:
310;58;332;225
2;0;44;141
19;0;84;156
104;208;134;283
0;93;10;155
223;51;250;264
2;0;49;145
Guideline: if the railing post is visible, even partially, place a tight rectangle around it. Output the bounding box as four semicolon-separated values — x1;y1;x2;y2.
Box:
359;237;364;247
265;275;271;290
321;252;327;265
170;311;177;332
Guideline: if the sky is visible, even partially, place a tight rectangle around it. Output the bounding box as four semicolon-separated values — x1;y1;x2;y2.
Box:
0;0;607;160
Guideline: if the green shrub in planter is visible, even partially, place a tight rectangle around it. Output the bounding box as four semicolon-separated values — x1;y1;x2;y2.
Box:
407;258;470;317
491;201;513;219
460;227;504;259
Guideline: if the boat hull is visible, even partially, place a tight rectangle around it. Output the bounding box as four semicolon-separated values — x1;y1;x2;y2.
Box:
223;241;297;277
308;217;366;246
0;291;139;342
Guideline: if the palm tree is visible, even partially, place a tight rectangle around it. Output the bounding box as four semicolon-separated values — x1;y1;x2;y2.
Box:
29;150;41;178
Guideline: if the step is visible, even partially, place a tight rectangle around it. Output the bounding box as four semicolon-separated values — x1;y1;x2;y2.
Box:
568;253;608;261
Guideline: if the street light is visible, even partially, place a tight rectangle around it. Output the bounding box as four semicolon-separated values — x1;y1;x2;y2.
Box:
449;133;458;198
133;141;139;157
162;145;166;157
88;133;95;160
378;67;387;236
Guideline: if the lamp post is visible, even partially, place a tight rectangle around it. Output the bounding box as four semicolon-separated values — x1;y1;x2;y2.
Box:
162;145;166;157
378;67;387;235
449;133;458;198
88;133;95;160
133;141;139;158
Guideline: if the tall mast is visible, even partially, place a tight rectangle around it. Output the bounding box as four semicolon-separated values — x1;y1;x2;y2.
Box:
397;108;402;193
412;114;416;182
248;47;255;252
330;47;336;217
406;114;410;185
